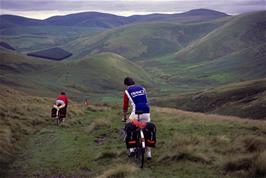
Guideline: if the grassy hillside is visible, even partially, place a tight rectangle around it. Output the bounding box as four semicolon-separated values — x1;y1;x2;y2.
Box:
147;43;266;86
175;11;266;62
0;50;154;101
4;104;266;178
153;79;266;119
138;12;266;91
65;18;229;60
0;26;104;52
0;85;84;177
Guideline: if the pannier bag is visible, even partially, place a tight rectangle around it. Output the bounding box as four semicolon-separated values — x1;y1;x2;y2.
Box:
51;107;67;118
125;122;138;148
59;107;67;118
51;108;57;117
143;122;156;147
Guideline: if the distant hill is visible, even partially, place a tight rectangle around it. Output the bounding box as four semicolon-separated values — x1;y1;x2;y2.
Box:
44;12;130;28
0;9;228;29
0;41;15;50
175;11;266;61
0;15;45;29
128;9;228;23
65;18;229;60
153;79;266;119
27;47;72;60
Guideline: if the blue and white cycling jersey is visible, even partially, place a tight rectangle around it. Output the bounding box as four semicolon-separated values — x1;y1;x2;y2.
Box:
125;85;150;114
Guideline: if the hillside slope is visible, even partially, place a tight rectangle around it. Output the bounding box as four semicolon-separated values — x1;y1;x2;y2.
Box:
153;79;266;119
65;18;229;60
0;50;153;100
175;11;266;61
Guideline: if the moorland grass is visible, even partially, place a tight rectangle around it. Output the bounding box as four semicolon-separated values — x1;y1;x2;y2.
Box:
4;103;266;178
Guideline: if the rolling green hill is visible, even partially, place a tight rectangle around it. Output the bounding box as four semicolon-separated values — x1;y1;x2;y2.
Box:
0;50;153;101
65;17;229;60
149;43;266;86
0;26;104;52
175;11;266;62
138;11;266;91
153;78;266;119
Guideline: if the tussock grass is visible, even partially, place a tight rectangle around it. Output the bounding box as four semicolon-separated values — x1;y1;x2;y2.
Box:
241;136;266;152
158;149;210;164
253;151;266;177
96;164;138;178
223;151;266;178
158;134;210;164
84;119;112;134
95;150;118;160
221;135;266;177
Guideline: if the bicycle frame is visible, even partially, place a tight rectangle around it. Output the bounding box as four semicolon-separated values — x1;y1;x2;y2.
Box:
55;107;63;125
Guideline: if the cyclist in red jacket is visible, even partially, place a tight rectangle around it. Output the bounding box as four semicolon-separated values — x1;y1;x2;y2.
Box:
53;91;68;109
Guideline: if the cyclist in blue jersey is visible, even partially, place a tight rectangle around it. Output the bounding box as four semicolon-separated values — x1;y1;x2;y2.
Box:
122;77;152;160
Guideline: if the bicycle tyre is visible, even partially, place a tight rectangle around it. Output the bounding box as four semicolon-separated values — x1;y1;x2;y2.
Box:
135;146;144;168
56;117;60;125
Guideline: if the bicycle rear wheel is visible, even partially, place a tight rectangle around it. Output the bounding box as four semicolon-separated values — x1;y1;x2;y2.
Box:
135;147;144;168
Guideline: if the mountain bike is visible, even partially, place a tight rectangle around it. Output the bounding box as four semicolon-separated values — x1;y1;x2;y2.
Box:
131;114;147;168
51;104;66;126
55;108;64;125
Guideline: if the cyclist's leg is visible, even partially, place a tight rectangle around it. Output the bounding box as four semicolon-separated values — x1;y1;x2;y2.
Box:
146;147;152;160
141;113;152;159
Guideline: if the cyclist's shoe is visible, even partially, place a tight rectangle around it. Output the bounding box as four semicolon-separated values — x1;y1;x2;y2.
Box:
128;151;135;158
147;156;152;161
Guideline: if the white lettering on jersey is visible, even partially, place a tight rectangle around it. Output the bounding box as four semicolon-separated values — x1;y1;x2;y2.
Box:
131;89;145;98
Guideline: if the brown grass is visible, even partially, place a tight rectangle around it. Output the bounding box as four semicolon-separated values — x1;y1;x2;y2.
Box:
96;164;138;178
157;134;211;164
223;151;266;178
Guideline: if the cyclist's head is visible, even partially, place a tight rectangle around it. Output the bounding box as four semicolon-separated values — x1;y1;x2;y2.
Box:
124;77;135;86
60;91;66;95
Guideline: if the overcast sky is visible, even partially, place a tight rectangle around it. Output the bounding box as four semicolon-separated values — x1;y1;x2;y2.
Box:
0;0;265;19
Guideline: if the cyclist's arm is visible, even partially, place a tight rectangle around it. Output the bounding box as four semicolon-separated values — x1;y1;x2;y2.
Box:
123;92;129;119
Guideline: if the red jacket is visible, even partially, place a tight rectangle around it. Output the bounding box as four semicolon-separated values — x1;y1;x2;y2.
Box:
57;95;68;106
123;92;129;112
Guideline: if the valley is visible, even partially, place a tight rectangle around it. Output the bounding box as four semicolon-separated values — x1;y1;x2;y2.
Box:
0;8;265;178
